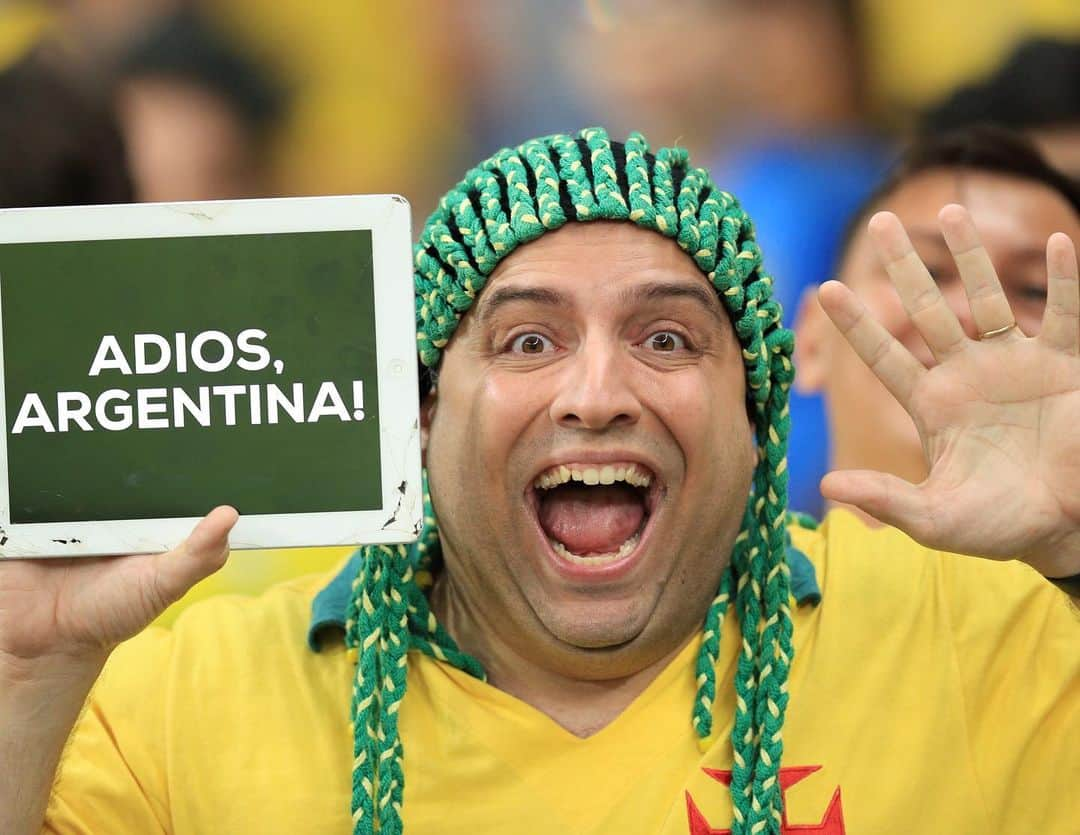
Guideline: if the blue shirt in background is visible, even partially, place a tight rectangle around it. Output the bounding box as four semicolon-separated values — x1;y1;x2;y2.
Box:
713;135;891;516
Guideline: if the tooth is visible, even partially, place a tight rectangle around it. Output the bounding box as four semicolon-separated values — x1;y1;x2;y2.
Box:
626;465;651;487
599;466;615;485
618;532;640;558
558;465;570;483
582;468;600;485
570;468;583;482
614;466;627;483
549;531;641;565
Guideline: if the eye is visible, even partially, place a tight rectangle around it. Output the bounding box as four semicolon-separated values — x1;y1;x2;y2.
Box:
924;264;953;284
1015;285;1047;302
644;331;687;352
509;333;555;354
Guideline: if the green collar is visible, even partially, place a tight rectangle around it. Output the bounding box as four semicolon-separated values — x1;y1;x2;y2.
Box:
307;540;821;651
308;552;361;651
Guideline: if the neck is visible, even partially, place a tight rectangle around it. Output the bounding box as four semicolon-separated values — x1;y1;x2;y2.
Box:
430;573;694;738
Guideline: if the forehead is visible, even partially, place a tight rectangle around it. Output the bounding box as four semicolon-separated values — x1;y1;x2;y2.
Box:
478;221;711;299
868;168;1080;243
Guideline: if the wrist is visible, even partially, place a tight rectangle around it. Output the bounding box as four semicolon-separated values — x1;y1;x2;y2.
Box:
1024;527;1080;581
1042;568;1080;599
0;647;107;689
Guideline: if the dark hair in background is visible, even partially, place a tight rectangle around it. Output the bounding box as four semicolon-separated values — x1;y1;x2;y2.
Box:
0;50;134;208
117;7;286;142
837;124;1080;258
923;39;1080;135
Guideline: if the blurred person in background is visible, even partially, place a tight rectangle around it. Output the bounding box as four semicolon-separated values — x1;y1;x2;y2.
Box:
923;38;1080;178
575;0;890;516
0;47;133;208
794;125;1080;515
114;6;287;201
866;5;1080;124
452;1;593;152
575;0;888;315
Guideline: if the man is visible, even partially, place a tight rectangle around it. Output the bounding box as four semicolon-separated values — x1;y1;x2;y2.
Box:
115;7;286;202
795;125;1080;499
0;47;133;208
2;128;1077;834
923;38;1080;178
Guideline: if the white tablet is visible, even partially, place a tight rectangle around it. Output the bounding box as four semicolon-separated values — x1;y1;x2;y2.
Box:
0;195;422;557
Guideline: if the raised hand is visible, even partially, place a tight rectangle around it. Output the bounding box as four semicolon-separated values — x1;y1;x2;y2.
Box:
0;506;238;665
817;206;1080;578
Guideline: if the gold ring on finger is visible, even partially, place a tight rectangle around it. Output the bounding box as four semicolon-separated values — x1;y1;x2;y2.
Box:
978;322;1018;340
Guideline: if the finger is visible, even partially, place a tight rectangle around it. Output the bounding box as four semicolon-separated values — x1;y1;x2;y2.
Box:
1039;232;1080;354
868;211;969;361
938;204;1020;340
150;506;238;606
817;280;926;408
820;470;937;543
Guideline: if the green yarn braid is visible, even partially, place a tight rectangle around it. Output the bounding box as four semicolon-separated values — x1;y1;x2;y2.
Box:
347;127;796;835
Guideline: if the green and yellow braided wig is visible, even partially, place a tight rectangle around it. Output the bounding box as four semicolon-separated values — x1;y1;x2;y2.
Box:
344;127;796;835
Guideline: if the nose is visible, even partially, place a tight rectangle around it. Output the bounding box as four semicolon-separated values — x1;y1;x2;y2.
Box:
549;338;642;430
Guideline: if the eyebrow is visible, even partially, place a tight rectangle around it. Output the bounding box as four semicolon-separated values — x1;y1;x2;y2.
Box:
474;278;727;325
476;286;568;323
619;280;727;323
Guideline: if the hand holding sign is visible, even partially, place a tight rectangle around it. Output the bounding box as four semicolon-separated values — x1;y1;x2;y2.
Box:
0;506;237;835
0;506;237;664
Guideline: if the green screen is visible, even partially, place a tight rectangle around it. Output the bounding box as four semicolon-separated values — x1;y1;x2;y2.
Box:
0;230;382;523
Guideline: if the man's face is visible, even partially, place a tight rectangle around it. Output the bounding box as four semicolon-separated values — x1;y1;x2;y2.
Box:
797;168;1080;484
424;222;755;679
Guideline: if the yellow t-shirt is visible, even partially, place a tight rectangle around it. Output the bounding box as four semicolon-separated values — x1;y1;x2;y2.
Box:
45;511;1079;834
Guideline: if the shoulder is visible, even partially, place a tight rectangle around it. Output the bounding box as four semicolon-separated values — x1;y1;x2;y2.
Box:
790;508;942;600
169;565;332;642
105;562;346;690
789;509;1071;625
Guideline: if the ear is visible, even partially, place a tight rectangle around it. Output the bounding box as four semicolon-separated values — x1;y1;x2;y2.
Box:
419;388;437;467
792;284;830;393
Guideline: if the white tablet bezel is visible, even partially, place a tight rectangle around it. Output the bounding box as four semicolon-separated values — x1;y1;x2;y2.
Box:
0;195;422;557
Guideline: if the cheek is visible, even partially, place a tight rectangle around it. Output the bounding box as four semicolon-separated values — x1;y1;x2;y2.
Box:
649;366;754;475
432;367;552;474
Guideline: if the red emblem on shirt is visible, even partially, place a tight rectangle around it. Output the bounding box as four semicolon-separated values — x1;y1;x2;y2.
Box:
685;765;845;834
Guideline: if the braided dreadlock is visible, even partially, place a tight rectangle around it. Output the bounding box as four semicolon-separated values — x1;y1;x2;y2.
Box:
344;127;796;835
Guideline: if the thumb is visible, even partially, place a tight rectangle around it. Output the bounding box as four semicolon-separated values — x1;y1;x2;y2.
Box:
149;506;239;608
820;470;938;543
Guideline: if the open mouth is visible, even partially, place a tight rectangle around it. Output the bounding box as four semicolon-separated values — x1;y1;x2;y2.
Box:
527;461;660;573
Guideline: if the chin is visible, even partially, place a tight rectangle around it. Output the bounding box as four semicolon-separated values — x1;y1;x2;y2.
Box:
551;612;646;651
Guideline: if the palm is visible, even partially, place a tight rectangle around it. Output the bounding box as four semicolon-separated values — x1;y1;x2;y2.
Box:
911;341;1080;560
0;507;236;662
0;555;166;659
819;207;1080;576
